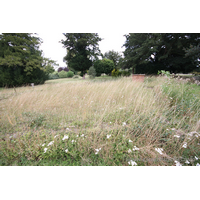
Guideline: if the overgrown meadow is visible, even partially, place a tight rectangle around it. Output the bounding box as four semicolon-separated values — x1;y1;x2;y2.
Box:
0;76;200;166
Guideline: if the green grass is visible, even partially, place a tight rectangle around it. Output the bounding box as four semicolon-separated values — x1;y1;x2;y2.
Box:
0;76;200;166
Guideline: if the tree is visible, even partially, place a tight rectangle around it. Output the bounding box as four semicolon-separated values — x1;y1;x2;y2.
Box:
0;33;48;87
94;58;114;76
61;33;102;75
123;33;200;74
103;50;122;68
184;43;200;67
42;57;57;75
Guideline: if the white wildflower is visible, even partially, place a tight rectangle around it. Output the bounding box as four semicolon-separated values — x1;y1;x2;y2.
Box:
171;128;176;131
128;160;137;166
65;149;68;153
95;148;101;155
62;135;69;141
174;135;180;138
195;156;198;160
182;142;187;148
66;128;70;131
166;129;169;131
71;140;76;144
122;122;126;126
196;163;200;166
175;160;182;166
76;135;79;137
107;135;111;139
42;143;45;146
155;148;163;155
128;149;132;153
129;139;133;143
81;134;84;137
133;146;139;151
54;135;58;138
44;148;48;153
185;160;190;164
47;141;54;146
170;97;173;99
110;122;112;124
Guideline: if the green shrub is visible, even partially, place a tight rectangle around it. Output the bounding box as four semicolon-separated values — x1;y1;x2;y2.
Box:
49;72;59;79
111;69;121;77
67;71;74;78
58;71;68;78
94;59;114;76
88;66;96;79
73;75;82;79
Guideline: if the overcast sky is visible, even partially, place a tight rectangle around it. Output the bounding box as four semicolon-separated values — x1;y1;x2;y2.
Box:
38;33;127;68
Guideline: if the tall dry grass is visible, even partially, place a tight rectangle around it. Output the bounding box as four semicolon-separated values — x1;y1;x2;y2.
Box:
0;76;199;165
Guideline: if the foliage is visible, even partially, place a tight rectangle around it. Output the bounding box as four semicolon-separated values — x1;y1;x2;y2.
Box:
103;50;122;68
58;67;69;72
94;58;115;76
111;69;121;77
73;75;82;79
184;43;200;67
0;33;48;87
158;70;171;77
58;70;68;78
49;72;59;79
42;58;57;75
123;33;200;74
88;66;96;79
66;71;74;78
58;67;63;72
61;33;102;74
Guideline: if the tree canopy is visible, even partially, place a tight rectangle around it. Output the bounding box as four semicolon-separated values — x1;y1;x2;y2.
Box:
123;33;200;74
0;33;51;87
61;33;102;75
103;50;122;69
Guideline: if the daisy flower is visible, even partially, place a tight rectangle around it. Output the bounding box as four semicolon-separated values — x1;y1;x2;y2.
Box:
128;160;137;166
62;135;69;141
174;160;182;166
128;149;132;153
132;146;139;151
44;148;48;153
182;142;187;148
155;148;163;155
47;141;54;146
185;160;190;164
107;135;111;139
95;148;101;155
122;122;126;126
65;149;68;153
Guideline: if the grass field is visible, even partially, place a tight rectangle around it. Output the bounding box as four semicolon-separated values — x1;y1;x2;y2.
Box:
0;76;200;166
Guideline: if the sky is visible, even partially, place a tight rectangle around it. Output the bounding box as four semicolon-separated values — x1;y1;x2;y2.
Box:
38;33;127;69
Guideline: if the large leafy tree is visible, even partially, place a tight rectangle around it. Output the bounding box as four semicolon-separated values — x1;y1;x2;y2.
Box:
0;33;48;87
123;33;200;74
103;50;122;69
61;33;102;75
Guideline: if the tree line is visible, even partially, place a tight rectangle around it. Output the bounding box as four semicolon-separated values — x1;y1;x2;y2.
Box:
0;33;199;87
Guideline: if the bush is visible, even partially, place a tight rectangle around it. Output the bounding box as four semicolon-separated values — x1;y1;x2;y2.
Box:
49;72;59;79
88;66;96;79
73;75;82;79
66;71;74;78
111;69;122;77
58;70;68;78
94;59;114;76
